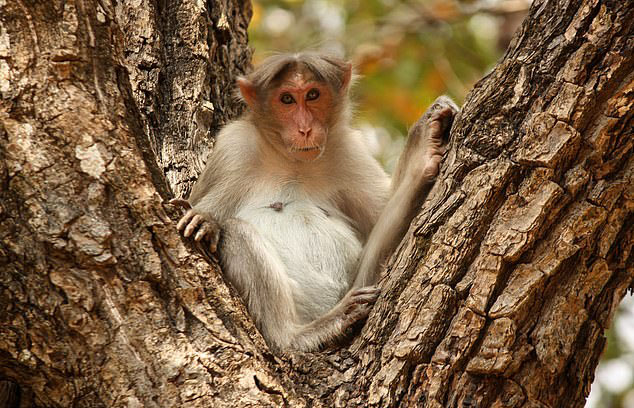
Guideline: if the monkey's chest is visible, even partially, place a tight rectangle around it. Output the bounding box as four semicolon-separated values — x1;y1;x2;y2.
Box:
236;196;362;323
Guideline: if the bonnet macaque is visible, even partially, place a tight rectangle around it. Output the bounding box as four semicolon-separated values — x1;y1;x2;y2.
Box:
173;52;458;352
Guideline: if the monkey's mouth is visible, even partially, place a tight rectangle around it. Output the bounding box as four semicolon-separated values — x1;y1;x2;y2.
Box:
289;145;324;162
291;146;321;152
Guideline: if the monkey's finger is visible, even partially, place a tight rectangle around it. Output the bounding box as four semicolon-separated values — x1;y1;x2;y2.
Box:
177;210;196;231
194;222;210;242
209;228;221;253
350;286;381;298
349;293;380;305
344;292;379;314
169;198;192;210
352;285;380;294
345;304;372;321
184;215;204;237
356;304;372;315
426;121;445;149
432;107;455;144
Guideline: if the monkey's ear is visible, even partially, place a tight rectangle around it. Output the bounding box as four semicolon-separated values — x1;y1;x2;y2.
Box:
237;77;257;108
341;63;353;92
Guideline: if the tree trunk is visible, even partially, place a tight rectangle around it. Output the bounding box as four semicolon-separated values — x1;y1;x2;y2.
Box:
0;0;631;407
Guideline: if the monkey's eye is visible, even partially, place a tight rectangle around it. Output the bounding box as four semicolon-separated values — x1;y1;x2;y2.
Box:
280;93;295;104
306;88;320;101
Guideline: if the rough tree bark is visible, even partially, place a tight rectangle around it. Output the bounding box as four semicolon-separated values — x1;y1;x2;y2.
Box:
0;0;632;407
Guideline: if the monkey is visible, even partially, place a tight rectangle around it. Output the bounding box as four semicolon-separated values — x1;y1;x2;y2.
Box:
171;52;458;352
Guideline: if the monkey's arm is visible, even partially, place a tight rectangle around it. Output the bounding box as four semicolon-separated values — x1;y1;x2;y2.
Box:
178;119;258;209
172;152;229;255
173;120;257;252
352;97;457;288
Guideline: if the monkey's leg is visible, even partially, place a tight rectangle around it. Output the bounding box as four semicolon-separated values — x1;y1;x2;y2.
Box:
353;97;458;288
218;218;303;351
221;218;381;352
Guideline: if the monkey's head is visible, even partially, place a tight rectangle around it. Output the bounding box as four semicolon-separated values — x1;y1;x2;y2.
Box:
237;53;352;163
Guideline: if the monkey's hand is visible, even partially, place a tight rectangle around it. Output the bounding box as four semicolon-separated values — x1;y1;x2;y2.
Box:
171;199;221;255
340;286;380;329
408;96;458;182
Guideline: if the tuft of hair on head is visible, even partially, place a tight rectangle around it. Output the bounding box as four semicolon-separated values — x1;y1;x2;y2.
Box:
235;51;355;106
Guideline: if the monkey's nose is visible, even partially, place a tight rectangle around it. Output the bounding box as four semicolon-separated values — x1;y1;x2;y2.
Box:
299;128;312;138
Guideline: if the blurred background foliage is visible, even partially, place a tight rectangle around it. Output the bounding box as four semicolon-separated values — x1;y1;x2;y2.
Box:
247;1;633;407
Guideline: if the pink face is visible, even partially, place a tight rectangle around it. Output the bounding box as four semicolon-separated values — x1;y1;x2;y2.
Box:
267;72;335;162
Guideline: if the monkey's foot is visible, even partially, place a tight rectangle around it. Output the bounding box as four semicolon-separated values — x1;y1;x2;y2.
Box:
341;286;380;329
409;96;459;180
428;96;458;146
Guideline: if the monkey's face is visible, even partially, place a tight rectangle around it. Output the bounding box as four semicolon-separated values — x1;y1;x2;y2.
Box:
267;72;334;162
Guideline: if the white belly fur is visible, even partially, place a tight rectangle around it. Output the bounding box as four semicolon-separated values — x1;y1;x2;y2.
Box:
236;189;362;324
